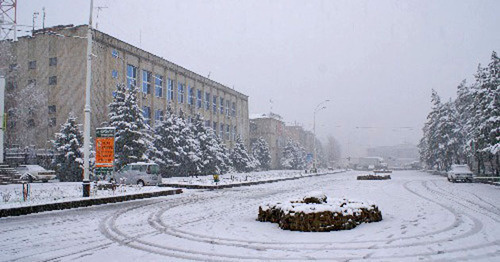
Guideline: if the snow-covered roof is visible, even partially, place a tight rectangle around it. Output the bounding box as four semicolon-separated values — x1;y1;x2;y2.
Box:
250;112;283;121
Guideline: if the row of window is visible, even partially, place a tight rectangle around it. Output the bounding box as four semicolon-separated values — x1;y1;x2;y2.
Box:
27;57;57;70
24;76;57;86
141;106;237;141
125;64;237;117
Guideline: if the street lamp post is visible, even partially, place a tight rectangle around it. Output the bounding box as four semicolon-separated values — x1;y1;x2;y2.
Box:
313;99;330;172
83;0;94;197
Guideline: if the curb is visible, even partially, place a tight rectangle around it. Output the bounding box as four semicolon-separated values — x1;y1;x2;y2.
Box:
161;171;345;190
0;188;183;218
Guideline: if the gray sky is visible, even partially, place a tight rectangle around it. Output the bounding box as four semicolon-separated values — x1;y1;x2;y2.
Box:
18;0;500;157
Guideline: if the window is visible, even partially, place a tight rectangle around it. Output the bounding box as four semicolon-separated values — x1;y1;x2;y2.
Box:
232;102;236;117
112;49;119;58
213;96;217;113
27;119;35;128
112;70;118;79
205;92;210;110
28;61;36;70
49;57;57;66
127;64;137;89
49;118;56;127
205;120;211;128
142;106;151;125
49;76;57;85
226;124;230;140
28;79;36;86
188;86;194;105
48;105;56;114
155;74;163;97
177;82;185;103
154;109;163;122
142;70;152;94
213;122;217;134
220;97;224;114
197;89;202;109
9;63;17;72
6;81;16;89
233;126;237;140
167;78;174;101
226;100;230;116
220;123;224;139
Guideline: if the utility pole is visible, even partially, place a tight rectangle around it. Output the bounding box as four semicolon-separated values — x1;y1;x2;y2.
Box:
42;7;46;29
83;0;94;197
32;11;39;35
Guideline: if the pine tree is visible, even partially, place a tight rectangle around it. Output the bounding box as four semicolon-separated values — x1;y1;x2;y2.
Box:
150;106;181;176
251;137;271;171
281;139;305;170
179;110;203;177
52;115;84;181
230;136;254;173
108;84;150;169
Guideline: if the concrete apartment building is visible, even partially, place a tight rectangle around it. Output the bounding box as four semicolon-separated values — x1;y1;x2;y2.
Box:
1;25;249;149
249;113;286;169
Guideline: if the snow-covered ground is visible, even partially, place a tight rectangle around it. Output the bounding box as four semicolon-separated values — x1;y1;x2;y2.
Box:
162;169;340;186
0;182;172;209
1;170;499;261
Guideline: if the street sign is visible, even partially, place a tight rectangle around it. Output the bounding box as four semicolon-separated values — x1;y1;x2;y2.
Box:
95;127;115;171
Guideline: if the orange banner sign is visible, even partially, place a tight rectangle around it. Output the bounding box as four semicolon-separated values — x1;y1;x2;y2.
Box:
95;137;114;167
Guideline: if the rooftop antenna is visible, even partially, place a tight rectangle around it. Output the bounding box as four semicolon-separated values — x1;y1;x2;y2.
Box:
32;11;39;35
139;29;142;48
42;7;46;29
269;99;273;114
207;71;211;79
0;0;17;41
94;6;108;30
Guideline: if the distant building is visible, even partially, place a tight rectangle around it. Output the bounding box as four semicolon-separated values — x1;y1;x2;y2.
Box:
1;25;249;149
366;143;419;168
249;113;285;169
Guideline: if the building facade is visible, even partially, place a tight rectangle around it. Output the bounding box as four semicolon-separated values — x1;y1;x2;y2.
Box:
249;113;286;169
1;25;249;149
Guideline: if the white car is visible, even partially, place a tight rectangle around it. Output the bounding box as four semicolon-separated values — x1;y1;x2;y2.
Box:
447;164;473;183
112;162;161;186
17;165;57;183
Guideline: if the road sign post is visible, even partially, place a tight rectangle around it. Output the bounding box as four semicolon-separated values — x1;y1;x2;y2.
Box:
95;127;116;182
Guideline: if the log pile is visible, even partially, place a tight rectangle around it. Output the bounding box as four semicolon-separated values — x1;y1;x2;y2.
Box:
357;174;391;180
258;193;382;232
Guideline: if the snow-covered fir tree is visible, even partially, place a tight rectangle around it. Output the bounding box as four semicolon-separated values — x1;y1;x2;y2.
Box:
281;139;306;170
108;84;150;169
230;135;255;173
178;110;203;176
251;137;271;171
149;106;181;176
52;115;84;181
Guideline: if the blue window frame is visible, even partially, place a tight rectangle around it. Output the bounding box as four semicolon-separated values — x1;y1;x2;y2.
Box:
205;92;210;110
213;122;217;134
197;89;202;109
126;64;137;89
155;74;163;97
177;82;184;104
220;123;224;139
112;70;118;79
188;86;194;105
142;70;151;94
213;96;217;113
226;124;230;140
112;49;119;58
220;97;224;114
226;100;230;116
154;109;163;122
232;102;236;117
205;120;211;128
142;106;151;125
167;78;174;101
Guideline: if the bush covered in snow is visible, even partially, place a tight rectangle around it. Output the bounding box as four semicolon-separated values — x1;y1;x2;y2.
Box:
357;174;391;180
258;193;382;232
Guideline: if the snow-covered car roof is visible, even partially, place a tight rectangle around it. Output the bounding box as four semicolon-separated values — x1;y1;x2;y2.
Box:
127;162;158;166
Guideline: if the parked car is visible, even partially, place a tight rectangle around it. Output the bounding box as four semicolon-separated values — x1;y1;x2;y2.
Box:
112;162;161;186
17;165;57;183
447;164;474;183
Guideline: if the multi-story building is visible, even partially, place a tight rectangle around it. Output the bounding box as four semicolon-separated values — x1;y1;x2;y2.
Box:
249;113;285;169
1;25;249;149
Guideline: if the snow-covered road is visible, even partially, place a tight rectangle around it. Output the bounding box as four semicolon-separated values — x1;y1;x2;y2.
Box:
1;170;499;261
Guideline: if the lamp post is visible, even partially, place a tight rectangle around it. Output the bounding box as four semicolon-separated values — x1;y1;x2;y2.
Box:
83;0;94;197
313;99;330;172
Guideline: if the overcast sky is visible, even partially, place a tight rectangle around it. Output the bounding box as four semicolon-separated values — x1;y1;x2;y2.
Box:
17;0;500;157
